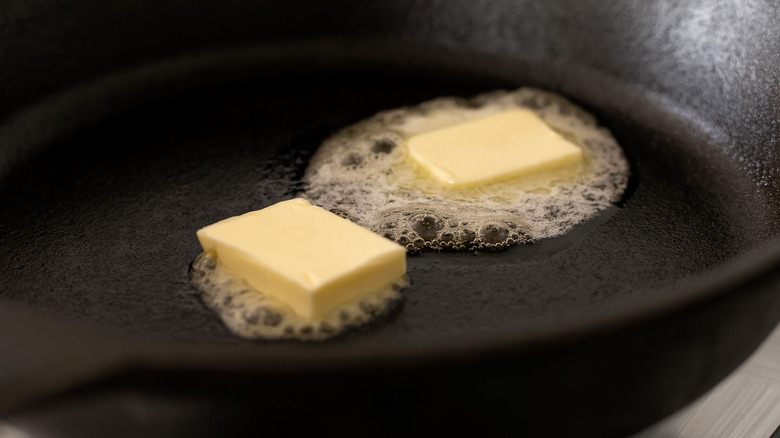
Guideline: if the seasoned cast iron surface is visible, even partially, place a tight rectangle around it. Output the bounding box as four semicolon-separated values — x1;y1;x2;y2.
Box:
0;71;771;348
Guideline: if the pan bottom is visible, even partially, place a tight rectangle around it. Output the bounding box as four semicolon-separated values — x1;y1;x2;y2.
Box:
0;63;771;349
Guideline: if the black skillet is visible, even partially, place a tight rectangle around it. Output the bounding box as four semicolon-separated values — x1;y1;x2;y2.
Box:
1;1;779;437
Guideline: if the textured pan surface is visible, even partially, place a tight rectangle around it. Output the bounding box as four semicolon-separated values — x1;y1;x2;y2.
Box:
0;68;770;344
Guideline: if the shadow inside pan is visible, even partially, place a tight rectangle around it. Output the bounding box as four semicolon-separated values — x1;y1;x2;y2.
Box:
0;62;772;350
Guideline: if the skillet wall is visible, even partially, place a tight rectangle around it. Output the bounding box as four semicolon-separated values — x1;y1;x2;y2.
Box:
1;0;779;208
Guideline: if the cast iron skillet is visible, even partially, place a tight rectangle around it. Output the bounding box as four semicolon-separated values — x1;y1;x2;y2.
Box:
1;1;779;437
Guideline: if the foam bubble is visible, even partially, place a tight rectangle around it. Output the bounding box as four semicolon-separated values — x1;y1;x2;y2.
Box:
302;87;629;253
189;253;407;341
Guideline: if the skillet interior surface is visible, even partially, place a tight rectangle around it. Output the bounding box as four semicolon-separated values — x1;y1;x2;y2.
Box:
0;58;774;348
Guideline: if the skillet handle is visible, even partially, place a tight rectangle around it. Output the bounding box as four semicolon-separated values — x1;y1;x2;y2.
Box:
0;304;131;413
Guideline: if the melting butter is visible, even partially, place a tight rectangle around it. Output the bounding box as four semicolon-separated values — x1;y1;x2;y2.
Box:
191;198;408;341
302;87;630;253
408;109;583;187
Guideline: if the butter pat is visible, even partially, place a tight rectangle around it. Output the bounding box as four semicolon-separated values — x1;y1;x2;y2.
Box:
196;198;406;320
407;109;582;187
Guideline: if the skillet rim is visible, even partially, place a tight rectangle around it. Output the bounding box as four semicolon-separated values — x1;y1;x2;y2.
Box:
0;40;778;372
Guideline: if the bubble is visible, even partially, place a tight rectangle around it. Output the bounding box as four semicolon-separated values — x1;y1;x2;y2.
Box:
301;87;630;254
479;222;509;244
459;227;476;243
359;301;378;315
243;310;260;325
439;231;455;242
409;213;445;240
319;322;336;334
260;308;282;327
201;255;217;270
517;93;553;109
371;138;396;154
341;153;363;166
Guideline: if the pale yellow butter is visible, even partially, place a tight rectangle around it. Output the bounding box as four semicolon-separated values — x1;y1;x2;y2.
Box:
407;109;582;187
196;198;406;320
